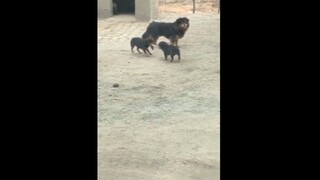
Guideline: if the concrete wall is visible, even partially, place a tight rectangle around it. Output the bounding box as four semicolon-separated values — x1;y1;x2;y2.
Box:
135;0;150;21
98;0;112;19
150;0;159;20
98;0;159;21
135;0;159;21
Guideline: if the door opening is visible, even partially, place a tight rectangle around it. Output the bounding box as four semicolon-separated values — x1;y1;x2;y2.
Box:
113;0;135;15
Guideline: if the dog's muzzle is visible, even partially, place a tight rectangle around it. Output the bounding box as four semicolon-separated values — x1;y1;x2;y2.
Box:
181;23;188;28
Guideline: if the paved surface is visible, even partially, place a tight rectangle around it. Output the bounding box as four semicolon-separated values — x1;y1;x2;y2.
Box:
98;12;220;180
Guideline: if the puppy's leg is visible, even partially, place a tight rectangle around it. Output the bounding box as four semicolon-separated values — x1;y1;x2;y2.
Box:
170;54;174;62
178;52;181;60
131;47;134;53
146;48;152;55
143;49;148;55
164;53;168;60
137;48;142;54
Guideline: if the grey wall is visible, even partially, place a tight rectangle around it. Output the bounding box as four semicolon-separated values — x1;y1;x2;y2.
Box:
98;0;159;21
150;0;159;20
135;0;150;21
98;0;112;19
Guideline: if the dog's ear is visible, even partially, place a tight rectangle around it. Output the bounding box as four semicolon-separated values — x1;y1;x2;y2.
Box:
183;17;189;22
176;18;183;24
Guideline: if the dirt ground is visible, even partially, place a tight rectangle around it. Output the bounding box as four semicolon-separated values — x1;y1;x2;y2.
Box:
158;1;219;14
98;3;220;180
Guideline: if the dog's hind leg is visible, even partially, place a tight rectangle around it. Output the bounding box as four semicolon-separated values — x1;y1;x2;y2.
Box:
137;48;142;54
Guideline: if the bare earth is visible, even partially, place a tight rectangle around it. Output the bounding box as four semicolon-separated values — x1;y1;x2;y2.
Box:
98;5;220;180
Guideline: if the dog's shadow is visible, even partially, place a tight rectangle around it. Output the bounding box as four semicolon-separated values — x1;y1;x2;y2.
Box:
130;52;153;58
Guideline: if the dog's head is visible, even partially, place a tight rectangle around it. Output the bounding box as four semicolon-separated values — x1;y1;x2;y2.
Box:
176;17;190;31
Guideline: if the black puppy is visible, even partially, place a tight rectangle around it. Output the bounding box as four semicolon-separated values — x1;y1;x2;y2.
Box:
130;37;153;55
158;41;180;62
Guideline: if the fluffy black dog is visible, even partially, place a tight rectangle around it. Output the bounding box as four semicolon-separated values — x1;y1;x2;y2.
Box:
142;17;190;46
130;37;153;55
158;41;181;62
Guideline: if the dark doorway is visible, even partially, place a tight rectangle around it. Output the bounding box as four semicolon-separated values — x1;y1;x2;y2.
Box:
113;0;135;15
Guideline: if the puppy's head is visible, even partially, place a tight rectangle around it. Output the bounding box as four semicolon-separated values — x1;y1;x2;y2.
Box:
176;17;190;31
158;41;169;50
143;37;153;46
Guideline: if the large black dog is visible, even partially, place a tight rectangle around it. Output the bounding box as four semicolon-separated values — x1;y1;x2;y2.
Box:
142;17;190;46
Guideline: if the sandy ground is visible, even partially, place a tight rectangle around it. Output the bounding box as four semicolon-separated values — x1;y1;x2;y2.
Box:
159;1;218;14
98;4;220;180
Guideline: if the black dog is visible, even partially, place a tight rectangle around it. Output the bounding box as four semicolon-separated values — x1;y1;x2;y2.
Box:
130;37;153;55
158;41;180;62
142;17;190;46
